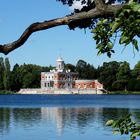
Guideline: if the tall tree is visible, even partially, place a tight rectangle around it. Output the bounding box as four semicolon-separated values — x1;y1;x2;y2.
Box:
85;63;97;79
19;64;43;88
132;61;140;79
76;60;87;79
76;59;97;79
0;0;139;55
112;61;131;90
65;63;76;72
10;64;22;91
98;61;120;90
0;58;4;90
116;61;130;81
3;58;11;90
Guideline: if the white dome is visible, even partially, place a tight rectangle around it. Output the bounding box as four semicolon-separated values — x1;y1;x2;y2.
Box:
57;57;64;62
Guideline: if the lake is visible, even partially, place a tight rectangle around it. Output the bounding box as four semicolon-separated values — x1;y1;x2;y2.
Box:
0;94;140;140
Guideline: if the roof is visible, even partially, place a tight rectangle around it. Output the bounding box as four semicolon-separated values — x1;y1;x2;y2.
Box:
56;57;64;62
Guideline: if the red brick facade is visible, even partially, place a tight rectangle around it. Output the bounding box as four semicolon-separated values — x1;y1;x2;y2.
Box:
75;80;103;89
41;57;103;90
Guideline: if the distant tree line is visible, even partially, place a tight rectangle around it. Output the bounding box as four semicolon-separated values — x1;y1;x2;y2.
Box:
0;57;140;92
0;57;52;92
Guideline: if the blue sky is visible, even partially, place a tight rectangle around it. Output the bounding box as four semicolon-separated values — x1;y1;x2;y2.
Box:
0;0;140;69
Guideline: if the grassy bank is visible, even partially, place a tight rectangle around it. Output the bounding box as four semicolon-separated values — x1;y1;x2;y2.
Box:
0;90;15;94
108;91;140;94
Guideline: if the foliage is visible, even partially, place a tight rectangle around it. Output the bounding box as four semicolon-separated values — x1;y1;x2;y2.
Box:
116;61;130;81
0;58;11;91
10;64;22;91
57;0;140;57
132;61;140;79
18;64;51;89
112;80;126;90
0;90;14;94
98;61;120;90
127;79;140;91
76;59;97;79
57;0;140;58
65;63;76;72
106;114;140;140
92;1;140;57
92;18;115;57
0;58;4;90
3;58;11;90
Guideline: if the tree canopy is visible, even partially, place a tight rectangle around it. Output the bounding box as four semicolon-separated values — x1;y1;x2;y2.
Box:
0;0;139;56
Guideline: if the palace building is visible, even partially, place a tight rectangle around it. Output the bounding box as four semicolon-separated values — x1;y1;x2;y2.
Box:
41;57;103;90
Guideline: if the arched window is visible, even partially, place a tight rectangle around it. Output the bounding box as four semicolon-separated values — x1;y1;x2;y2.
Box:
84;84;86;89
48;83;50;87
90;84;92;88
45;83;47;87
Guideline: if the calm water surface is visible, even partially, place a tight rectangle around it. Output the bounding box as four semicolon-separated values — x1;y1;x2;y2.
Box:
0;94;140;140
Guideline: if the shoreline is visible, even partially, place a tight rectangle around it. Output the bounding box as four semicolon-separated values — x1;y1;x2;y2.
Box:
109;91;140;94
1;90;140;95
17;88;105;94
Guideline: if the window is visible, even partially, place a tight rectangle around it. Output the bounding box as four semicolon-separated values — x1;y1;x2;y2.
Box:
48;83;50;87
78;84;80;88
84;84;86;89
45;83;47;87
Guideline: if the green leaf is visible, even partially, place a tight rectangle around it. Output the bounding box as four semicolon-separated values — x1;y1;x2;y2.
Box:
125;129;129;134
119;36;128;44
132;39;139;51
111;50;115;53
120;128;124;135
113;130;119;134
107;52;111;58
133;4;140;12
102;19;108;24
91;28;97;33
107;42;113;49
106;120;114;126
97;50;102;56
111;21;120;33
96;38;100;44
131;132;140;138
135;19;140;23
96;43;103;49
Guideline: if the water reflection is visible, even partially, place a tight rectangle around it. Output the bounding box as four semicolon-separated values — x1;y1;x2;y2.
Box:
0;108;11;134
0;107;140;139
12;108;42;129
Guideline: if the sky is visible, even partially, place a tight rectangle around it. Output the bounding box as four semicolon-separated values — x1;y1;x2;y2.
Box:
0;0;140;69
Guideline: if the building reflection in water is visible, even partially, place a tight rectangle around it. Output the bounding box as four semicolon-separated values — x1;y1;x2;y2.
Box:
0;107;140;137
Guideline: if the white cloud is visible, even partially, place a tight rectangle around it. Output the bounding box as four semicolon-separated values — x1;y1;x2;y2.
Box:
69;0;120;11
70;0;86;10
105;0;109;3
70;0;94;11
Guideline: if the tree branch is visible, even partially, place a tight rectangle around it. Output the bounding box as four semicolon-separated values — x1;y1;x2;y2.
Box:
0;2;125;55
94;0;105;8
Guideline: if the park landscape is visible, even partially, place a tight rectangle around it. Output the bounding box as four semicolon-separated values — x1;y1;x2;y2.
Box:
0;0;140;140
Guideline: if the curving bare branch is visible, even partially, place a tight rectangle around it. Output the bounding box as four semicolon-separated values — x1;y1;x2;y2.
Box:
0;1;125;55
